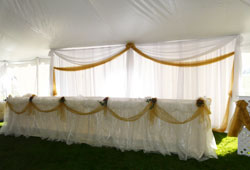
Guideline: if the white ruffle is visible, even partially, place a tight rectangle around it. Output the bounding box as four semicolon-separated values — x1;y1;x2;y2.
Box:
0;96;217;161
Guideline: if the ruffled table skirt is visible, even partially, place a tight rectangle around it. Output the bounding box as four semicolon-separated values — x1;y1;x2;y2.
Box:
0;96;217;160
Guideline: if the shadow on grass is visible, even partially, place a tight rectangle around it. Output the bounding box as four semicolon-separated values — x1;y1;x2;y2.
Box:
213;131;227;144
213;131;238;157
0;130;248;170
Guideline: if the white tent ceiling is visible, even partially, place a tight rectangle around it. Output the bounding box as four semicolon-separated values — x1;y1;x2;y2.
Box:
1;0;250;60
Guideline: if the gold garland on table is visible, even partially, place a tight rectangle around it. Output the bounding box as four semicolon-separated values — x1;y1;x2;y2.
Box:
228;100;250;137
6;96;211;129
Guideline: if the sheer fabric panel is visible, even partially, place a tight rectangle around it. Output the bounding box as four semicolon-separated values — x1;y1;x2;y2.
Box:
0;58;50;100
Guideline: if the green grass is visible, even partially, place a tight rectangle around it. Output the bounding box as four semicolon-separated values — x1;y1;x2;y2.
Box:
0;127;248;170
215;132;238;156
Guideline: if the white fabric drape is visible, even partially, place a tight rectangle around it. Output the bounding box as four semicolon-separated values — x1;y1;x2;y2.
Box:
50;36;239;130
136;36;235;61
52;45;125;65
0;58;50;100
0;62;9;99
50;45;129;97
0;96;217;161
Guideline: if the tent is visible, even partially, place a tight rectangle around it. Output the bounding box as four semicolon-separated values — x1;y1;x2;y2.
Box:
0;0;250;131
0;0;250;60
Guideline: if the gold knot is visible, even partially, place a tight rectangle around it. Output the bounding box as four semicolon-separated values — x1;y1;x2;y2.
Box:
228;90;232;97
196;98;205;107
126;42;135;48
236;100;248;109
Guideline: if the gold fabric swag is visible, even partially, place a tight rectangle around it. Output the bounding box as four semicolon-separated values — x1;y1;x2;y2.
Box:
52;42;235;132
228;100;250;137
6;96;211;128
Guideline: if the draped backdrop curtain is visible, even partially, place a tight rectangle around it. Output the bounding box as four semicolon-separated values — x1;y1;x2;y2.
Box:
0;58;50;100
49;36;241;131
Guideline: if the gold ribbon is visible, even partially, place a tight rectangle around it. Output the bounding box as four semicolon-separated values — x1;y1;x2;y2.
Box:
107;103;151;122
152;98;211;129
6;97;211;128
53;70;57;96
131;44;234;67
52;45;130;95
213;63;234;132
7;102;31;114
0;102;6;118
54;46;130;71
228;100;250;137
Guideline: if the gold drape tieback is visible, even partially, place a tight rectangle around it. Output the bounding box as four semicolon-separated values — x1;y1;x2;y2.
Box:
228;100;250;137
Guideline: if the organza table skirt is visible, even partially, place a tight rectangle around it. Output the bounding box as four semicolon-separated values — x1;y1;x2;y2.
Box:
0;96;217;160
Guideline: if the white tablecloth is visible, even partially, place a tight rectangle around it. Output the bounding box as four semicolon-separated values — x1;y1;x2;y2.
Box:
0;96;217;160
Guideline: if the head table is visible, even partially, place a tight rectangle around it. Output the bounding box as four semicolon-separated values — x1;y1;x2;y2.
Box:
0;96;217;161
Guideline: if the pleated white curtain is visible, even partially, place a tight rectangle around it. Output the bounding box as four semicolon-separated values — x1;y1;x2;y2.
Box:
0;58;50;100
0;62;9;100
50;36;241;129
50;45;128;97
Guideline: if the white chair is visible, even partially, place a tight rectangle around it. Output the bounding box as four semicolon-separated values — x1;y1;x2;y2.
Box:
238;127;250;156
238;97;250;157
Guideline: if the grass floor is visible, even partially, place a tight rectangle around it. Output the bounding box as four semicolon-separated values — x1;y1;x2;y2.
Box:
0;127;248;170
